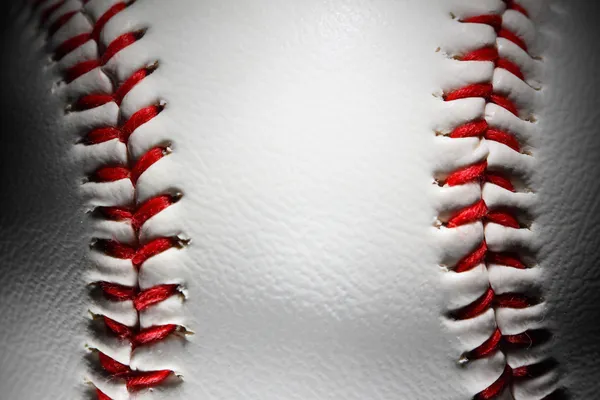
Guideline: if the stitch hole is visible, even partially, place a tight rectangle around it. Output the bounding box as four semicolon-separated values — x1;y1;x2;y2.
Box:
122;101;167;129
82;384;99;400
432;177;446;187
521;149;533;157
88;206;134;223
146;60;160;73
91;238;136;259
173;325;193;337
518;254;537;269
493;251;537;271
88;281;135;304
44;54;57;67
82;349;109;378
171;285;189;302
85;313;120;337
436;212;466;227
457;354;470;366
79;127;122;146
167;190;184;203
174;234;191;248
51;79;65;94
132;27;148;41
111;61;160;105
513;211;534;230
143;141;173;155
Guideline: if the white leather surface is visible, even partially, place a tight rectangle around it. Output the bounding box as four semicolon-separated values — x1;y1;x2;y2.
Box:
0;5;89;399
0;1;599;399
535;2;600;398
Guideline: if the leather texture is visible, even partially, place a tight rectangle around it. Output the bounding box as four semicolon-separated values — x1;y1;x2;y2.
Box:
0;0;599;399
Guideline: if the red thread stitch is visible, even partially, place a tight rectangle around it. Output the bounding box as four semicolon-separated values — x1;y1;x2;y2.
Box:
445;2;556;399
35;0;184;397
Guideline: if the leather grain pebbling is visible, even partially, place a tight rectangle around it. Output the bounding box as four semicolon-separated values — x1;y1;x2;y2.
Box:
0;1;599;399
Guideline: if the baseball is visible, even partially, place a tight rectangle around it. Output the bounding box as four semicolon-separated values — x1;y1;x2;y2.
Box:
0;0;599;399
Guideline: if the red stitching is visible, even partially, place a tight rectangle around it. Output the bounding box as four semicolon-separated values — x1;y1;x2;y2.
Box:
86;126;121;144
104;316;132;339
496;58;524;80
476;366;512;400
121;105;162;140
132;237;176;268
125;370;173;391
99;351;130;375
48;10;76;36
134;284;179;311
454;242;487;273
461;15;503;31
65;59;100;83
40;0;65;24
100;282;136;301
100;281;178;311
445;2;555;398
96;389;111;400
91;2;126;42
134;324;178;346
36;0;182;397
133;195;173;230
499;28;528;51
101;32;139;64
92;166;130;182
131;146;166;183
506;2;529;17
54;33;91;60
487;252;525;270
454;287;496;320
115;66;155;104
74;93;114;110
469;328;502;359
97;352;172;390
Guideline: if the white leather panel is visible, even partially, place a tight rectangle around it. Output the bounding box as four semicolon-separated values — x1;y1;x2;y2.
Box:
96;0;472;398
534;1;600;399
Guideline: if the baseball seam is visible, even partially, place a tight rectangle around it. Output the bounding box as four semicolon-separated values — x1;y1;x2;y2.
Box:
437;1;560;398
32;0;188;399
